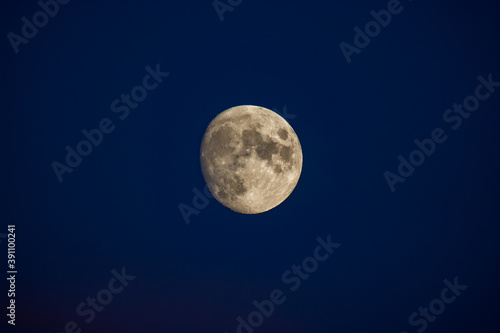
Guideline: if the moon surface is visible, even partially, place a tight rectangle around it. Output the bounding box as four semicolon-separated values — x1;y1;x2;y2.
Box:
200;105;303;214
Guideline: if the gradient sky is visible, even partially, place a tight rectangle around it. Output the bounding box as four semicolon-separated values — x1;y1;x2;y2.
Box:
1;1;500;332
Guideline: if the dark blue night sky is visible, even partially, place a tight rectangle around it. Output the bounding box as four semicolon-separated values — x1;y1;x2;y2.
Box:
1;1;500;332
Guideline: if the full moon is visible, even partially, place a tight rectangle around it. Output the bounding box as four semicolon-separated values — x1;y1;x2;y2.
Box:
200;105;303;214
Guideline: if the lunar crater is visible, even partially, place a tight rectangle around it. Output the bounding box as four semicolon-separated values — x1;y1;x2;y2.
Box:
278;128;288;140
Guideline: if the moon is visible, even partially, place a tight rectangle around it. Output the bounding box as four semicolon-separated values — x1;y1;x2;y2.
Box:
200;105;303;214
